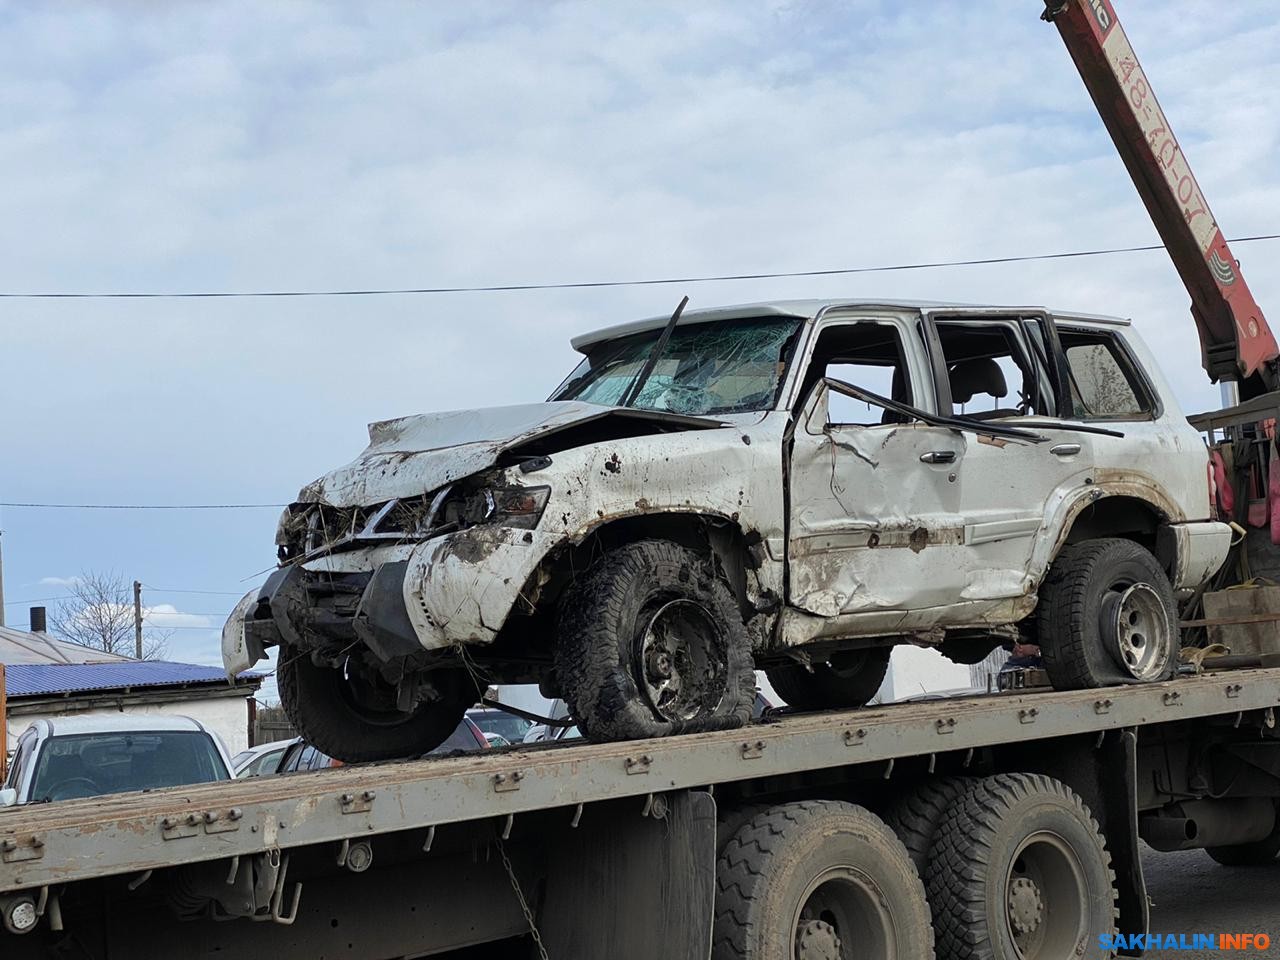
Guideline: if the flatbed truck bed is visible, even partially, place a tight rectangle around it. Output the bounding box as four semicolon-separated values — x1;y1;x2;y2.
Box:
2;667;1278;958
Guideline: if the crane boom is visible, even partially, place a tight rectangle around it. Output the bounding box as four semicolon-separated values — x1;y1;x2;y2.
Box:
1043;0;1278;398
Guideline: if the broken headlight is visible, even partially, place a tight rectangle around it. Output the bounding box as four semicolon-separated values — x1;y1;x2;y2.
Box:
467;485;551;529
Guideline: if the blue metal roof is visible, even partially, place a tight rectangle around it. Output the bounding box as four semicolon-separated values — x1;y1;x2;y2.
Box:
2;661;262;698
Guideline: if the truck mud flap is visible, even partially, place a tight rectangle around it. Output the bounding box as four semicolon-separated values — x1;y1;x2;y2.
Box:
540;789;716;960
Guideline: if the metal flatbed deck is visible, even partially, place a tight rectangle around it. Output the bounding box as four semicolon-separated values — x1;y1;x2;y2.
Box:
3;668;1278;894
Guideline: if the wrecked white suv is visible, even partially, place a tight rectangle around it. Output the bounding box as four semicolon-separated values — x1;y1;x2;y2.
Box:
224;299;1231;761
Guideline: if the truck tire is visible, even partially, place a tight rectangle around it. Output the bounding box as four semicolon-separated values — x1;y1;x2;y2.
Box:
927;773;1117;960
765;647;892;711
1038;538;1177;689
714;800;934;960
883;777;972;872
556;540;755;741
1206;800;1280;865
277;645;474;762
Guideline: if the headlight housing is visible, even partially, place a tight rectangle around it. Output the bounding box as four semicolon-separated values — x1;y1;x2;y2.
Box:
471;485;552;529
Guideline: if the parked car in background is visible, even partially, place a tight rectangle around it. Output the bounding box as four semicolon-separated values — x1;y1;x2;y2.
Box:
466;707;532;745
0;716;233;806
232;738;295;778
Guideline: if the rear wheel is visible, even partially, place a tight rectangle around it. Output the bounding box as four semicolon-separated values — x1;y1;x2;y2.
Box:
556;540;755;742
277;645;475;762
1207;800;1280;865
714;800;934;959
1038;539;1177;690
927;773;1117;960
883;777;972;872
766;647;891;711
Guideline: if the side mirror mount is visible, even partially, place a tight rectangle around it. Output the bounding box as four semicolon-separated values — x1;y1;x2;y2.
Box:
800;381;830;436
0;788;18;808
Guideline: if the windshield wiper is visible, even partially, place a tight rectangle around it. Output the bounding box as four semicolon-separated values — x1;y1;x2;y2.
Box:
1003;419;1125;438
823;378;1047;443
619;295;689;408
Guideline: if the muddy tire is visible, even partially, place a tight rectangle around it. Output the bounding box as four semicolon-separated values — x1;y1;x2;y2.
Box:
766;647;891;711
927;773;1117;960
883;777;972;872
556;540;755;741
713;800;934;959
1038;538;1177;690
1207;801;1280;865
277;645;475;762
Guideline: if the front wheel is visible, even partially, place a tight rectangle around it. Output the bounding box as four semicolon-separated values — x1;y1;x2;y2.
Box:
1037;538;1178;690
555;540;755;742
277;645;475;762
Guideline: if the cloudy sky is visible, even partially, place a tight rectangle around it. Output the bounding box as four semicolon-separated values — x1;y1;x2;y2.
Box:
1;1;1277;689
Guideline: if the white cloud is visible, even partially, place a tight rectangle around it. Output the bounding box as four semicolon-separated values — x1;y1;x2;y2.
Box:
38;576;82;587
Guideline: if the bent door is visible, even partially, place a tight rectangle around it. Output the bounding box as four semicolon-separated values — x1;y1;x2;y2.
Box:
786;317;971;625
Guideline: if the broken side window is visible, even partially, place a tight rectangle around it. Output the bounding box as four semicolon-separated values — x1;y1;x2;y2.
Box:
799;320;915;426
929;320;1055;420
1058;328;1153;420
550;316;802;416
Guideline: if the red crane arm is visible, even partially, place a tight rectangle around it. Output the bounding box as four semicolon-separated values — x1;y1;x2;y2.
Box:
1043;0;1277;395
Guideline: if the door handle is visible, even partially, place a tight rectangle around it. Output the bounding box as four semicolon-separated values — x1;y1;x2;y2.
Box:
920;450;956;464
1050;443;1082;457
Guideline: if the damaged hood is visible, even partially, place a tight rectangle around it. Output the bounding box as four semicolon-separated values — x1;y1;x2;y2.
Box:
298;401;725;507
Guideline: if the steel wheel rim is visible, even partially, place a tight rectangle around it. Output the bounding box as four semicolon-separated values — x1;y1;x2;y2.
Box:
634;598;725;722
791;865;896;960
1004;831;1088;959
1101;581;1171;681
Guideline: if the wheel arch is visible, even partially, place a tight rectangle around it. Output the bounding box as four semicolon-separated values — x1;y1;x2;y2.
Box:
517;510;766;623
1038;484;1181;583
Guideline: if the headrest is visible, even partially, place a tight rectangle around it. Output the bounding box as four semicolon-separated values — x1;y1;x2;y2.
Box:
948;358;1008;404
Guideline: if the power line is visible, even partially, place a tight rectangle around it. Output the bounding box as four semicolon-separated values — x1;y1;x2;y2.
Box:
0;502;285;510
2;594;74;607
1;234;1276;299
143;586;253;596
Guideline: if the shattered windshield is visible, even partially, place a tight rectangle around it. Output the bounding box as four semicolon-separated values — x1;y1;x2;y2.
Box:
550;316;803;416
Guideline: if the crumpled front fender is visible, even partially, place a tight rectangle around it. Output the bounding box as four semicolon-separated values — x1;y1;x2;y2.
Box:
403;526;561;651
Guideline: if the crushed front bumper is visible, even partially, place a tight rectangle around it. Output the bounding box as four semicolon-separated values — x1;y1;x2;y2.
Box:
222;525;558;676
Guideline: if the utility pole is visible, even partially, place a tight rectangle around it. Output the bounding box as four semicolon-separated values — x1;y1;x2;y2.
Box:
0;530;6;628
133;580;144;660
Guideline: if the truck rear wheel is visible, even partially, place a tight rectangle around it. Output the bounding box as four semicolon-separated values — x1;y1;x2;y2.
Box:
884;777;972;871
1038;538;1177;689
277;645;474;762
1206;800;1280;865
556;540;755;742
766;647;891;711
927;773;1117;960
714;800;934;960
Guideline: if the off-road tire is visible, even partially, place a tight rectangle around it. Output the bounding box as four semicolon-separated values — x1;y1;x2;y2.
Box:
556;539;755;742
277;645;474;762
714;800;934;959
927;773;1118;960
1038;538;1177;690
883;777;972;872
1206;800;1280;865
766;647;892;711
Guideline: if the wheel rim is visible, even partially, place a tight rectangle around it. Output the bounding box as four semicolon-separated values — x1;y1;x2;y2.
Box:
334;655;426;728
791;866;896;960
1004;831;1088;959
634;598;725;722
1100;581;1172;681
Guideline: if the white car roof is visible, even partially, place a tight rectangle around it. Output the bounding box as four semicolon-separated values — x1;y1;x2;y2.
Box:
570;298;1131;353
36;714;209;737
